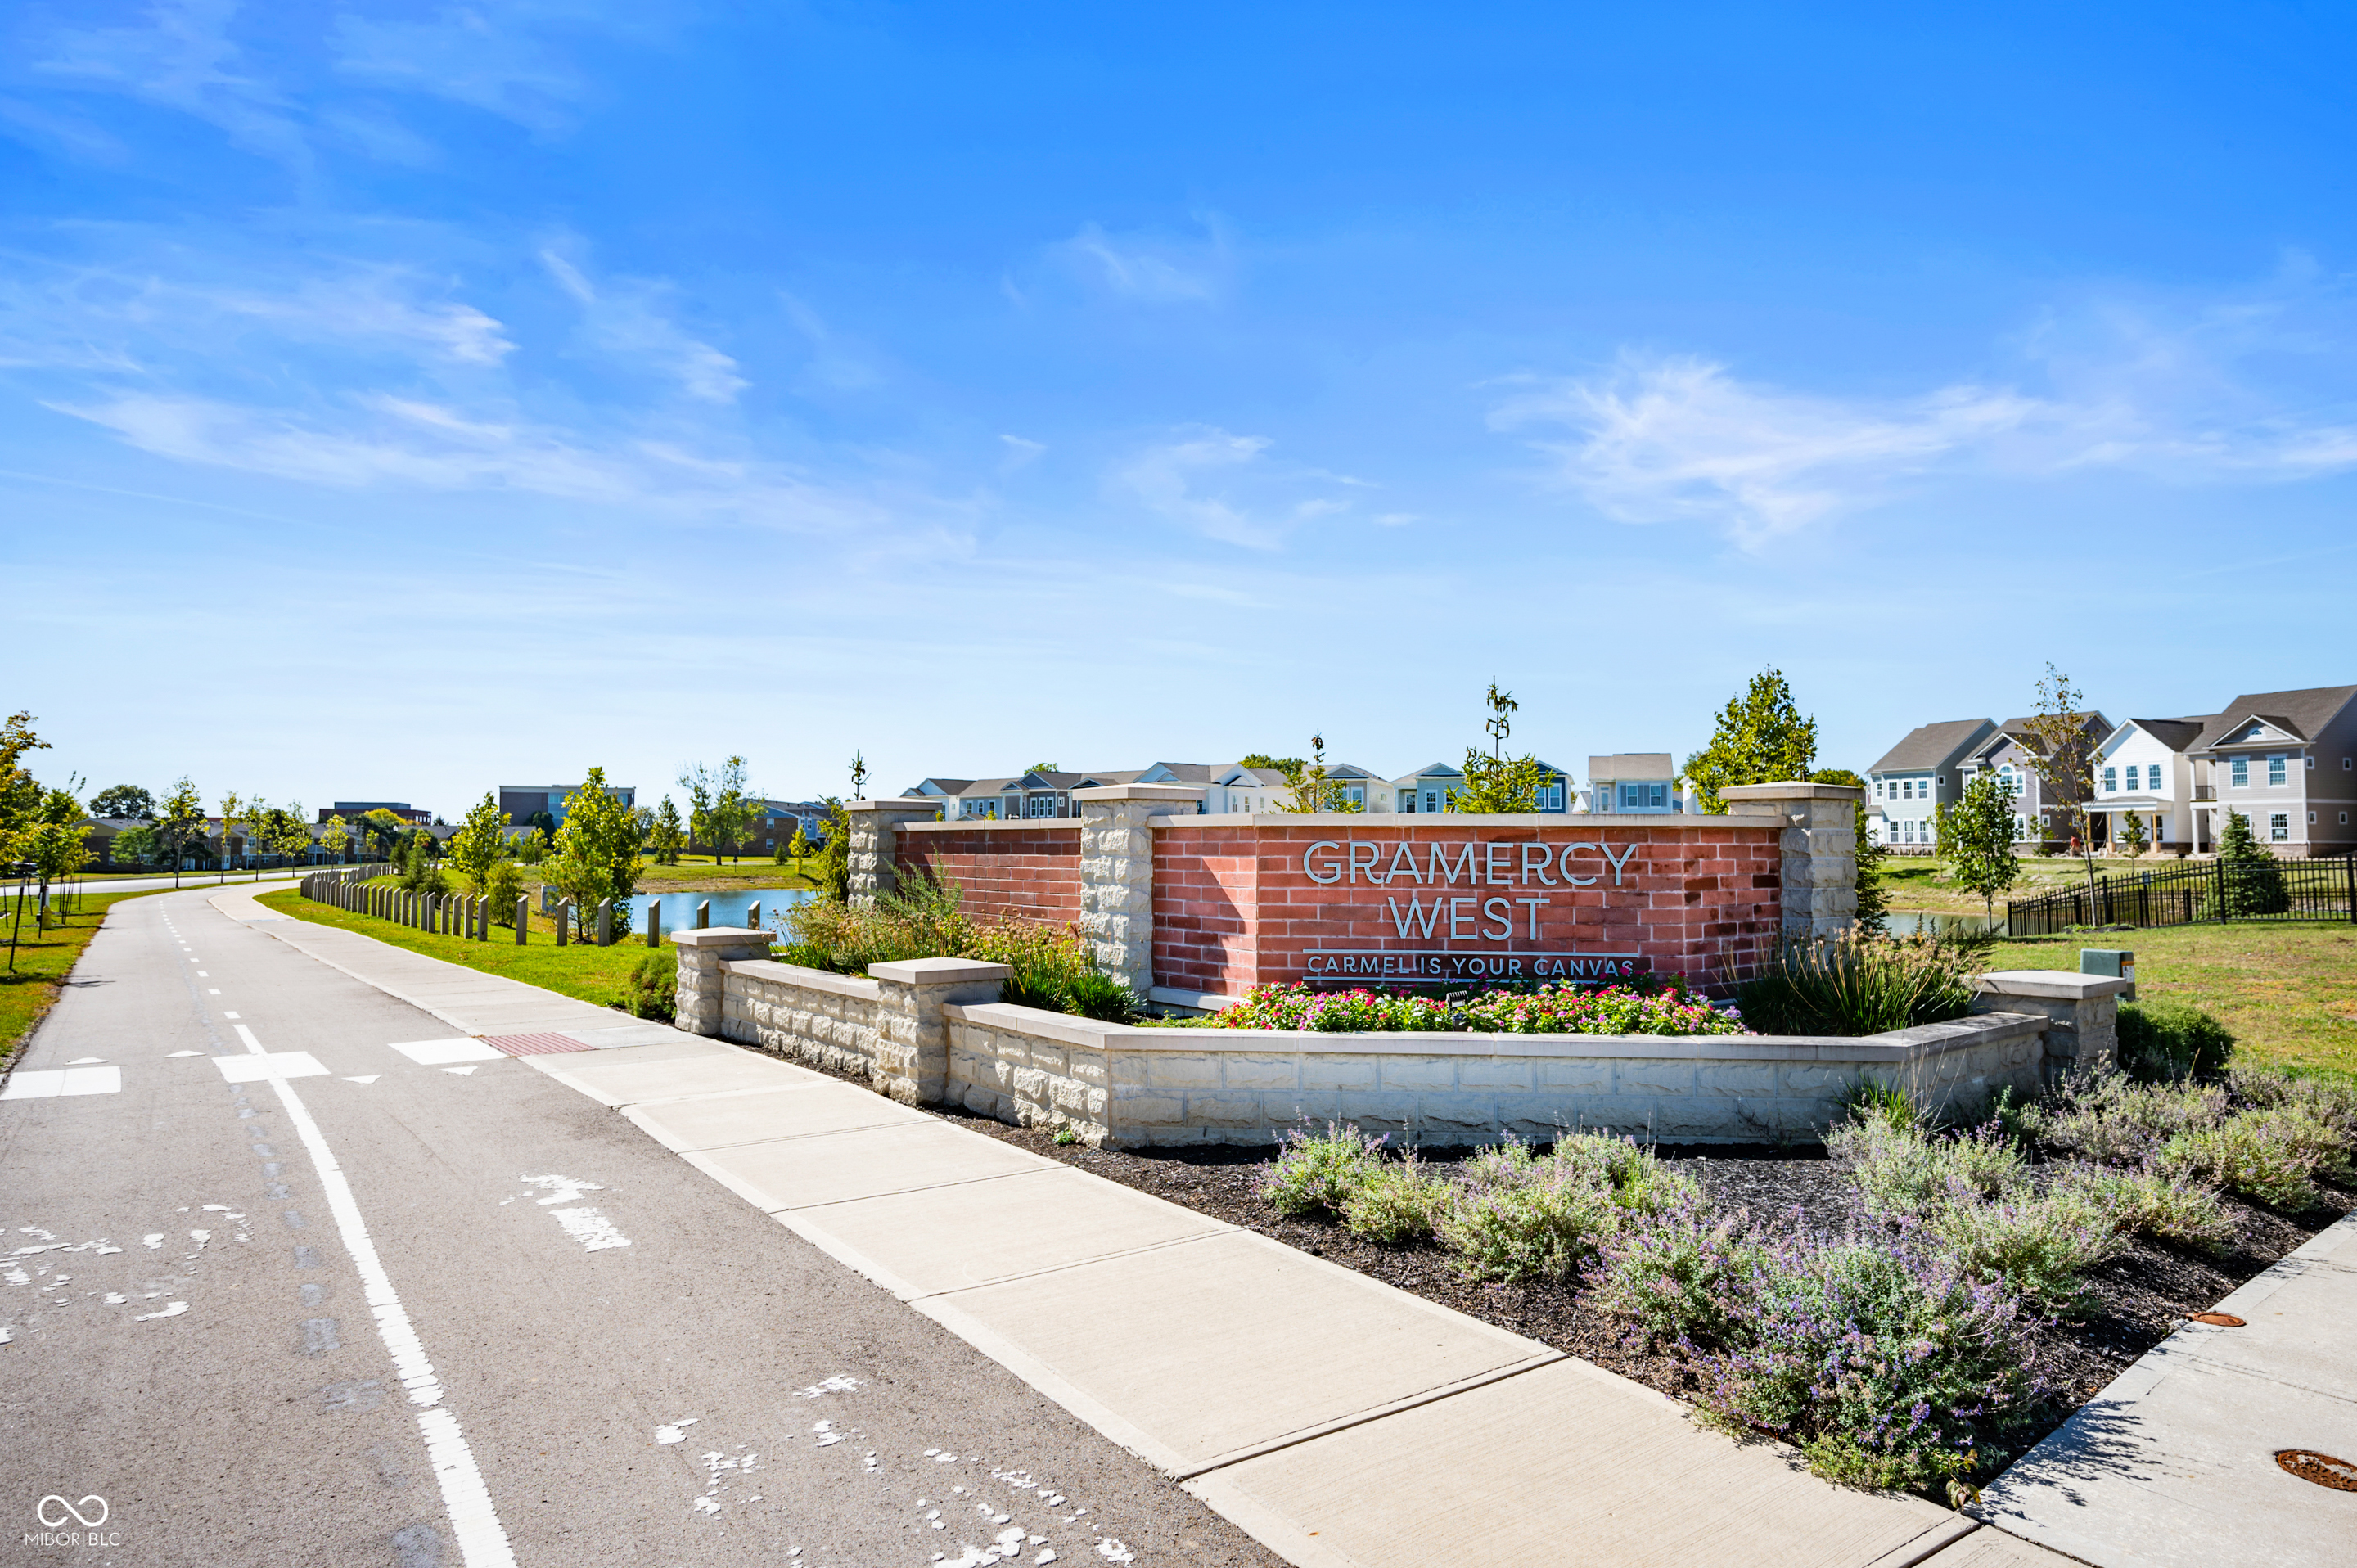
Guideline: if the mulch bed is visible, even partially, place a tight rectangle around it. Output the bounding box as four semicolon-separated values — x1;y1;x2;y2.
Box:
905;1093;2355;1434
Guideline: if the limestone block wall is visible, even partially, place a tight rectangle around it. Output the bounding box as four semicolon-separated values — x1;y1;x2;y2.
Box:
719;958;890;1086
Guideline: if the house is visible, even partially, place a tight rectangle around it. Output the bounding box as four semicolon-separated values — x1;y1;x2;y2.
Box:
1868;719;1999;847
1588;754;1681;815
2184;685;2357;857
498;783;637;828
1952;713;2113;849
2089;716;2212;854
931;769;1141;821
1386;759;1573;814
317;800;430;824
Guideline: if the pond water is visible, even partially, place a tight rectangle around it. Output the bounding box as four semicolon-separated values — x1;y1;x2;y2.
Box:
1882;911;2001;938
629;887;814;933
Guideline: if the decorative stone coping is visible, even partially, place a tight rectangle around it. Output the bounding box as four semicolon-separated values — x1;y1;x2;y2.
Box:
727;958;880;1002
1147;985;1246;1014
1976;971;2133;1001
671;926;773;948
1720;782;1868;803
870;957;1015;986
899;818;1079;834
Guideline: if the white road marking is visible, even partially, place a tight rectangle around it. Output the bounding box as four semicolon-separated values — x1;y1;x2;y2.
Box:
345;1075;381;1084
521;1174;603;1205
239;1023;517;1568
2;1067;123;1099
67;1057;106;1064
133;1300;187;1321
167;1050;203;1057
547;1206;630;1250
656;1417;699;1444
208;989;220;994
389;1038;502;1066
223;1012;239;1020
441;1066;479;1076
213;1052;329;1084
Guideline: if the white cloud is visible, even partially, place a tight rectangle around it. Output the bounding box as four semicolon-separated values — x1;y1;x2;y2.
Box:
541;250;746;403
1053;221;1227;304
1110;426;1363;549
998;434;1045;471
32;0;309;166
331;3;614;135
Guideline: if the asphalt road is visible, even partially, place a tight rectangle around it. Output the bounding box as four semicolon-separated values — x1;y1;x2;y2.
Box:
0;888;1283;1568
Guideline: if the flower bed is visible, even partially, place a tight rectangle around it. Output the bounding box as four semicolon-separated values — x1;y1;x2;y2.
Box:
1201;979;1750;1037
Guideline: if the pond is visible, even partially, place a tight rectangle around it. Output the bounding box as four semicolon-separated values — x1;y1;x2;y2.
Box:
628;887;815;932
1882;910;2001;938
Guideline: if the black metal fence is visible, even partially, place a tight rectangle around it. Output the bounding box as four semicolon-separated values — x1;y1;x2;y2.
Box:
2005;854;2357;935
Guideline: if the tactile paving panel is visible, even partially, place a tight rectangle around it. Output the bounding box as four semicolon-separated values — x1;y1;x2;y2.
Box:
479;1031;595;1056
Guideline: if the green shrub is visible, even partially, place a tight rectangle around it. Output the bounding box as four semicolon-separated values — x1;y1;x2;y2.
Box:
620;951;677;1021
1261;1122;1386;1217
1920;1187;2125;1313
484;859;524;926
2227;1067;2357;1148
2019;1072;2230;1165
398;837;448;896
786;873;1136;1019
2116;999;2236;1082
1841;1079;1931;1133
1057;967;1140;1024
1438;1157;1615;1282
2048;1163;2233;1249
1550;1132;1701;1215
1341;1151;1455;1244
1590;1201;1763;1348
1827;1116;2026;1219
1737;930;1980;1037
2159;1114;2323;1210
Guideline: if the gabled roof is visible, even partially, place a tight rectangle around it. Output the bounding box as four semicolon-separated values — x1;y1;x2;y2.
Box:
1395;760;1465;782
1218;765;1291;787
902;777;974;798
1136;762;1219;785
1868;719;1996;776
1966;712;2112;764
2105;717;2209;755
2192;687;2357;751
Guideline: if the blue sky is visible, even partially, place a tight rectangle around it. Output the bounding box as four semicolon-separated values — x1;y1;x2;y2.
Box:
7;2;2357;817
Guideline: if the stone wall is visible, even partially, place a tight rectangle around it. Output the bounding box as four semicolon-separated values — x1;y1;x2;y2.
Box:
677;930;2119;1148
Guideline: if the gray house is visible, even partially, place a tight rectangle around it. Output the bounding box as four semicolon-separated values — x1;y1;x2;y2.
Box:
2185;685;2357;857
1954;713;2114;849
1867;719;1997;847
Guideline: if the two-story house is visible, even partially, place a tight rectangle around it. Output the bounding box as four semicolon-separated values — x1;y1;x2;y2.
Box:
1588;754;1683;814
1955;712;2114;848
1868;719;1997;847
2088;717;2211;853
1390;759;1574;814
2186;685;2357;857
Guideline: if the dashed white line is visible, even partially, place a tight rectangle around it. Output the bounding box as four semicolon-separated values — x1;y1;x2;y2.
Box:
234;1022;516;1568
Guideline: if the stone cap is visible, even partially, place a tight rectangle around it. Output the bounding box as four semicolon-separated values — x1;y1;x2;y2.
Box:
869;956;1013;986
845;799;945;818
1720;782;1866;802
1147;812;1765;828
1976;970;2132;1000
1146;985;1246;1013
1070;784;1209;804
669;926;774;948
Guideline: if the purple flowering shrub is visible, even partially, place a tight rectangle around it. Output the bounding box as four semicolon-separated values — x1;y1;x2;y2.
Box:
1210;980;1748;1037
1591;1198;1764;1348
1260;1121;1388;1217
1437;1135;1700;1282
1681;1228;2054;1492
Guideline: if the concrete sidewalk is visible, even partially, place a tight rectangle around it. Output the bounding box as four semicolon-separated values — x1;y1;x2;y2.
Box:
217;898;2347;1568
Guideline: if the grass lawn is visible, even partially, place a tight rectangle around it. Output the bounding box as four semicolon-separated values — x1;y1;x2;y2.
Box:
2;888;166;1062
635;856;823;890
259;885;693;1015
1879;853;2180;916
1985;920;2357;1080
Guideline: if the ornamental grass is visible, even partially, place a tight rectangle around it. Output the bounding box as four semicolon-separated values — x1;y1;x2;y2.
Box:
1736;930;1980;1037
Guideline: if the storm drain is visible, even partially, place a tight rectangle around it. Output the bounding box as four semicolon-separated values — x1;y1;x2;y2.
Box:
2188;1312;2246;1327
2274;1450;2357;1492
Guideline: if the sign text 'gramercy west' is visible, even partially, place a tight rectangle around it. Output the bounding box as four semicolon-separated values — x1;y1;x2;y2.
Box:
1294;838;1650;985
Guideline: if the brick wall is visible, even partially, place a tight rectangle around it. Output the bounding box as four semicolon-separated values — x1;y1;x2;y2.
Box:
1154;820;1782;997
897;824;1084;926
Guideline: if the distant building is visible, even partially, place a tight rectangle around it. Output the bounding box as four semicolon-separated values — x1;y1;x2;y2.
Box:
1868;719;2000;848
498;783;636;828
1587;754;1681;815
2182;685;2357;857
318;801;430;824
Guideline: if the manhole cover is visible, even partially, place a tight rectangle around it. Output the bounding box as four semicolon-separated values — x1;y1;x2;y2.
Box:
2188;1312;2246;1327
2275;1450;2357;1492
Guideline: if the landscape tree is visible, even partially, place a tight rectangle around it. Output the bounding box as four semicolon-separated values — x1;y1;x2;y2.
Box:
361;808;408;862
787;820;810;877
2118;810;2149;858
318;814;353;864
2020;664;2104;910
444;792;512;897
1683;668;1818;814
1949;773;2022;925
1;712;51;870
513;826;550;866
88;784;155;821
261;801;315;867
1453;681;1555;813
1236;751;1305;774
529;809;557;839
550;765;643;935
110;823;160;870
815;795;850;901
29;784;92;925
2216;808;2289;916
849;751;869;799
1025;761;1060;775
156;777;205;888
1278;732;1362;813
648;796;686;865
217;791;247;874
1808;767;1886;934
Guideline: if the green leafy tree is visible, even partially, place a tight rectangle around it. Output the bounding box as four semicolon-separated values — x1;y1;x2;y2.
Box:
814;795;850;901
445;791;512;897
1453;681;1555;813
156;776;205;888
1278;732;1363;813
2118;810;2149;858
529;809;557;839
1236;751;1304;773
360;807;408;862
29;783;93;923
648;795;686;865
2216;809;2289;916
550;765;643;935
1683;668;1818;814
1949;773;2022;925
788;819;810;876
217;791;247;875
260;801;315;867
2020;664;2103;912
88;784;155;821
513;826;551;866
1809;767;1886;934
0;712;47;870
110;823;160;869
318;813;352;864
1025;761;1060;776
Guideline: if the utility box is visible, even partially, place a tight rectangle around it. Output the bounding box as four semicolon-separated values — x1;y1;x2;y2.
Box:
2080;948;2135;999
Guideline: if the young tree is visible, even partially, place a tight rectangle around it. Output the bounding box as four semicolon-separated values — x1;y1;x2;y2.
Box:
1949;773;2022;925
1278;732;1363;813
513;826;551;866
788;820;810;876
849;750;869;799
815;795;850;901
263;801;316;867
359;808;408;862
318;813;353;864
157;776;205;888
217;791;247;878
0;713;46;872
88;784;155;821
444;791;512;897
2118;810;2149;858
2020;664;2104;912
2216;808;2289;916
29;784;93;924
1454;681;1553;813
648;795;686;865
110;823;160;870
1683;668;1818;814
551;765;643;935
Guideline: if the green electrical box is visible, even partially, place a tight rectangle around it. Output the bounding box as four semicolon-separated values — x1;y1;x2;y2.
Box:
2080;948;2135;999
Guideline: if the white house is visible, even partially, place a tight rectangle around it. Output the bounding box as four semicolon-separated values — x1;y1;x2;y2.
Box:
1588;753;1682;814
2089;716;2210;853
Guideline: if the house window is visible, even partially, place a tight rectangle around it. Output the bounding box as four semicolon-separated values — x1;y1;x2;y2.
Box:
2102;767;2116;792
1873;780;1883;799
1025;795;1057;818
2231;758;2248;788
1347;785;1365;808
2147;764;2162;791
2268;754;2287;787
2269;813;2290;841
1423;789;1441;813
1398;791;1415;813
1543;781;1564;811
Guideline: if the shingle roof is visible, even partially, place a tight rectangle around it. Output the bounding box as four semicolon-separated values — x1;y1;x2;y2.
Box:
2191;687;2357;750
2117;717;2209;752
1868;719;1996;775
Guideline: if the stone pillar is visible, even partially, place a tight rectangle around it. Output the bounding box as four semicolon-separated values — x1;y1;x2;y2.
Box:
695;899;709;930
869;957;1012;1104
556;901;570;945
1973;971;2129;1081
1722;781;1863;939
844;800;945;906
671;927;774;1038
1071;784;1201;1002
514;894;529;944
746;900;759;931
597;898;613;946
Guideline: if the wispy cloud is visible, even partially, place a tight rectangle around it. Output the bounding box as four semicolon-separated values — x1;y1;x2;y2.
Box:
541;250;746;403
332;4;595;136
1052;220;1228;304
31;0;309;167
1110;426;1362;549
